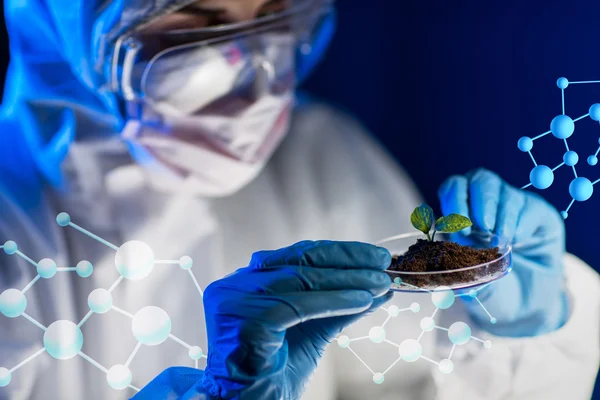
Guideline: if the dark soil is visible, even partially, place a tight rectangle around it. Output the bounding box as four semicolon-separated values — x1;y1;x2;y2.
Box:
387;239;504;288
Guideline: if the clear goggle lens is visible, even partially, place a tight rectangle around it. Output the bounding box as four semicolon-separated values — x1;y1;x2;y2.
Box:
113;0;329;104
140;31;295;115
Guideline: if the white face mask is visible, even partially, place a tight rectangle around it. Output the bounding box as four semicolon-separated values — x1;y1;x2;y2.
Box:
121;33;296;197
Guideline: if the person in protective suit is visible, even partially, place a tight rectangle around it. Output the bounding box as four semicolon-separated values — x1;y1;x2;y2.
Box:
0;0;598;399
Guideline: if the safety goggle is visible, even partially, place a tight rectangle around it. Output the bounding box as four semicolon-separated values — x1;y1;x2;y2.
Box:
109;0;332;104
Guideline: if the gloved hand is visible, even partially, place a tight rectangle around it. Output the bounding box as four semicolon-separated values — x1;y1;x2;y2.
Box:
438;168;569;337
134;241;393;400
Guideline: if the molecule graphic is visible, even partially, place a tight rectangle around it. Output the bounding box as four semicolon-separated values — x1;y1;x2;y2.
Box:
1;213;499;392
518;77;600;219
334;278;495;384
0;213;207;392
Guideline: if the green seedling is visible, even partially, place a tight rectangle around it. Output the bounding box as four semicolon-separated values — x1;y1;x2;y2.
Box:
410;203;472;241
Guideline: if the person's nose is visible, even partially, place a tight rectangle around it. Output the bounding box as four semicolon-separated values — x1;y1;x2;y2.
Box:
249;56;275;99
234;55;276;102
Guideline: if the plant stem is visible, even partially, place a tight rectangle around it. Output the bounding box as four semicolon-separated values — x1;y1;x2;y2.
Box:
426;232;432;241
431;231;437;242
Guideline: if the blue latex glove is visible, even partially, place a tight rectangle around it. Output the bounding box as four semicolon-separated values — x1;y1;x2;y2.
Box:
438;168;569;337
134;241;393;400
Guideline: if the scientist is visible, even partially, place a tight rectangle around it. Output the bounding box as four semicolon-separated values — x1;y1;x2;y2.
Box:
0;0;598;399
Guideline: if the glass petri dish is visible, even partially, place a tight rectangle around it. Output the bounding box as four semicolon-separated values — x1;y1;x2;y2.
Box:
376;231;512;292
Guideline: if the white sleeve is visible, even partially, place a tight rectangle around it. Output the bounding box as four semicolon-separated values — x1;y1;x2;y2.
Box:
432;254;600;400
286;100;424;243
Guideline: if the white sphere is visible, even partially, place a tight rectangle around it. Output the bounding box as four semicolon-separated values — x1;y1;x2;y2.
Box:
0;289;27;318
179;256;193;270
448;322;472;345
431;286;455;309
410;302;420;313
114;241;155;281
368;326;386;343
420;317;435;332
337;335;350;348
106;365;132;390
37;258;57;279
43;320;83;360
76;260;93;278
0;367;10;387
387;305;400;317
372;373;384;384
88;289;113;314
484;340;492;349
189;346;203;360
132;306;171;346
439;359;454;374
399;339;422;362
3;240;17;255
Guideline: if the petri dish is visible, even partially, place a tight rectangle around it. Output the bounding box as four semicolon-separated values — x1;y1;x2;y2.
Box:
376;231;512;292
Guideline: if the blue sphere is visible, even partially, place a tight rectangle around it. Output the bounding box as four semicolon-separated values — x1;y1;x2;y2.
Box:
0;368;10;387
3;241;17;255
560;211;568;220
56;212;71;227
557;77;569;89
517;137;533;152
590;104;600;122
76;261;93;278
563;151;579;166
588;155;598;166
569;177;594;201
550;115;575;139
529;165;554;190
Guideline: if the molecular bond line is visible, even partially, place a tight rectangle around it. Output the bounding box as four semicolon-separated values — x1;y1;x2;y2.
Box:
0;212;207;391
2;213;501;392
518;77;600;219
334;278;495;384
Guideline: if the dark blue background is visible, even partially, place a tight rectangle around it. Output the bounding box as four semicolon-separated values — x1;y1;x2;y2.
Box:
0;0;598;397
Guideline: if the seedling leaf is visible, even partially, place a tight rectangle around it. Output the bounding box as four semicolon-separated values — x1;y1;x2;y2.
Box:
410;204;434;235
435;214;472;233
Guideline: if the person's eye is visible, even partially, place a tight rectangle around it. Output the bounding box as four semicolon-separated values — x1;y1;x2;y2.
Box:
139;9;230;33
257;0;289;18
182;8;232;27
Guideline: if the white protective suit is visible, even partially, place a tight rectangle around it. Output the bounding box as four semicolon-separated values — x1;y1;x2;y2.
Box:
0;101;599;400
0;0;599;398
